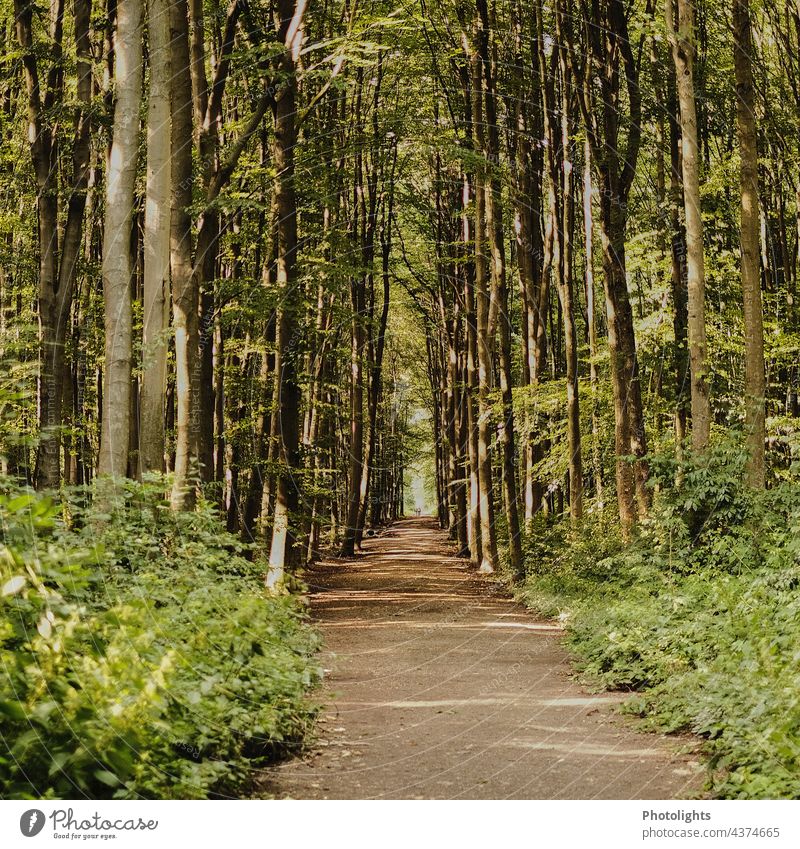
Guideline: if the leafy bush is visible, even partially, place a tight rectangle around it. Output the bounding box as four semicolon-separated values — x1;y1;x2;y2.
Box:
0;478;320;799
515;510;628;617
519;439;800;798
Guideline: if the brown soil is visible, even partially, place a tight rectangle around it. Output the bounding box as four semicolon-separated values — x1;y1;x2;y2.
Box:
259;517;702;799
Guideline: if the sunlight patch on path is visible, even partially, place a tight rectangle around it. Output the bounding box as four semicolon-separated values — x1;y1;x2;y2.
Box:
503;740;666;758
320;620;562;631
336;697;620;709
479;621;563;632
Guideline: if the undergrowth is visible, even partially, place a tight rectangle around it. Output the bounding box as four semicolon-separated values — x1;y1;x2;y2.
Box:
0;477;321;799
517;437;800;799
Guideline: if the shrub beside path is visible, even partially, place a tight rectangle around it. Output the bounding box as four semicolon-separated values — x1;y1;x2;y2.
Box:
260;517;702;800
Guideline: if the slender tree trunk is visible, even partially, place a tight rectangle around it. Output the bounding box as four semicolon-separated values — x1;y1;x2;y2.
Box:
463;176;482;568
197;225;218;483
340;70;369;557
266;0;305;584
454;351;470;552
583;137;603;504
665;46;690;453
356;138;395;544
450;322;469;555
559;100;583;521
340;272;366;555
667;0;711;452
169;0;199;509
480;0;522;571
140;0;171;473
471;34;498;575
598;202;644;529
99;0;143;477
733;0;766;487
550;24;583;521
243;336;273;539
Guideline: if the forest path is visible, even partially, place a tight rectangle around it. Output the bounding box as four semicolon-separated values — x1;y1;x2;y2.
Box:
259;518;701;799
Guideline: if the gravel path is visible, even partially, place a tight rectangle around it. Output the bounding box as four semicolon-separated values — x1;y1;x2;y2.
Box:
259;517;701;799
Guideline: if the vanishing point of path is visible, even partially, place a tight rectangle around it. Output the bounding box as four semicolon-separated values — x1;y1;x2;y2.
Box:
260;518;701;800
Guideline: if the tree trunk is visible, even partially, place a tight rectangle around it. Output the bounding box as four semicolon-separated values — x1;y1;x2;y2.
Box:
169;0;199;509
266;0;305;584
463;176;482;569
340;273;366;556
667;0;711;452
570;0;648;531
471;32;498;575
356;146;395;543
480;0;522;571
98;0;143;478
583;137;603;504
140;0;171;474
559;91;583;521
666;47;690;452
16;0;93;489
544;19;583;521
733;0;766;487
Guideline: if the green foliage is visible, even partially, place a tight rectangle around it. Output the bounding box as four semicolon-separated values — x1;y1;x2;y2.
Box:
0;478;320;799
516;510;627;617
519;440;800;798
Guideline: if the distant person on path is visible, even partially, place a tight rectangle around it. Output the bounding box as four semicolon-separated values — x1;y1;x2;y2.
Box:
415;507;421;517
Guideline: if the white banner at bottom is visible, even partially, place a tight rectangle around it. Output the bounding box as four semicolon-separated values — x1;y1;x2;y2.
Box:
2;799;798;849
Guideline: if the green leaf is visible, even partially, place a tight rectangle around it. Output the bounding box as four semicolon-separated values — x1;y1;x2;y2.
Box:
0;700;27;721
1;575;26;596
94;769;121;787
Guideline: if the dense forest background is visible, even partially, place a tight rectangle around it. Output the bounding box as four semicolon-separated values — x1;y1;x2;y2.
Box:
2;0;800;800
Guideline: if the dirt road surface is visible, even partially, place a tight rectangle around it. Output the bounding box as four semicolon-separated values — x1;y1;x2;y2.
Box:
260;518;701;799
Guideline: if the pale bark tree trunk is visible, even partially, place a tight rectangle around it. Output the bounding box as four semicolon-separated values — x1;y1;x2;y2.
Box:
140;0;171;473
666;0;711;452
340;272;366;556
666;45;690;453
583;137;603;504
169;0;199;509
455;356;470;551
98;0;143;477
448;318;469;556
340;76;367;557
559;81;583;521
514;134;542;521
733;0;766;487
266;0;305;585
470;32;498;575
463;175;482;569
